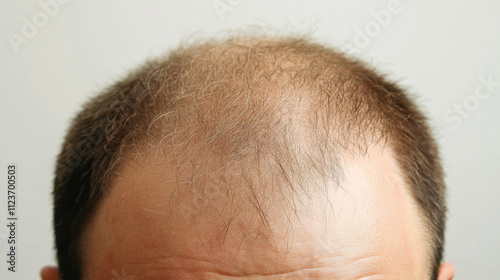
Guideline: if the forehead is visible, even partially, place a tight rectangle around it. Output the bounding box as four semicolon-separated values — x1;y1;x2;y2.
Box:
82;143;429;279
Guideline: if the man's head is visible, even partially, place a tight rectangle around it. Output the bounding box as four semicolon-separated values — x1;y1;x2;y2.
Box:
44;36;454;279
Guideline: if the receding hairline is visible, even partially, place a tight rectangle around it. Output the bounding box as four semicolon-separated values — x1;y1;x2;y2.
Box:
106;35;436;270
54;35;446;280
109;36;390;211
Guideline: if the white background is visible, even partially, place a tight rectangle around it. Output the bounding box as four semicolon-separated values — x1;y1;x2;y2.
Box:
1;0;499;279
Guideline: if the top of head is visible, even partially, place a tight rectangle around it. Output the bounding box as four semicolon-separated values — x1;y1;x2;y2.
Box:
53;36;446;280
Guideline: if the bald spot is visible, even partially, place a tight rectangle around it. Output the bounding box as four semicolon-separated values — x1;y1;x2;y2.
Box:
83;142;428;279
75;37;436;279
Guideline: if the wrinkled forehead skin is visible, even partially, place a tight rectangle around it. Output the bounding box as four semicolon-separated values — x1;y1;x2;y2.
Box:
82;143;429;280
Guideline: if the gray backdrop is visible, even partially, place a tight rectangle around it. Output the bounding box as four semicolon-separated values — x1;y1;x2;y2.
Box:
1;0;499;279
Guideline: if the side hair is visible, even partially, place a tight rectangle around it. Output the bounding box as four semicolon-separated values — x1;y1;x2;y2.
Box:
53;36;446;280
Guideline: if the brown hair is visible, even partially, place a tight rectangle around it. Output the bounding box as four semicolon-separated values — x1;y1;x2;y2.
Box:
53;36;446;280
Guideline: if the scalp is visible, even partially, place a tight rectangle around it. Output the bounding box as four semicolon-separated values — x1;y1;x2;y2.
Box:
54;35;446;280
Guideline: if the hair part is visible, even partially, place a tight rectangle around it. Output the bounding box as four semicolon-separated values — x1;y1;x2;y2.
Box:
53;35;446;280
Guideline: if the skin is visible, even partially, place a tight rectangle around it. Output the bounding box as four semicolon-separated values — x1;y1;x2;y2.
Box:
41;143;455;279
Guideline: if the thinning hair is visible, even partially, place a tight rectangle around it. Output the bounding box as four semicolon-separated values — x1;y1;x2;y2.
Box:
53;36;446;280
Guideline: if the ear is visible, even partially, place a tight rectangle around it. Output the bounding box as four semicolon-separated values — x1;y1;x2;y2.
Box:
437;262;455;280
41;266;61;280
